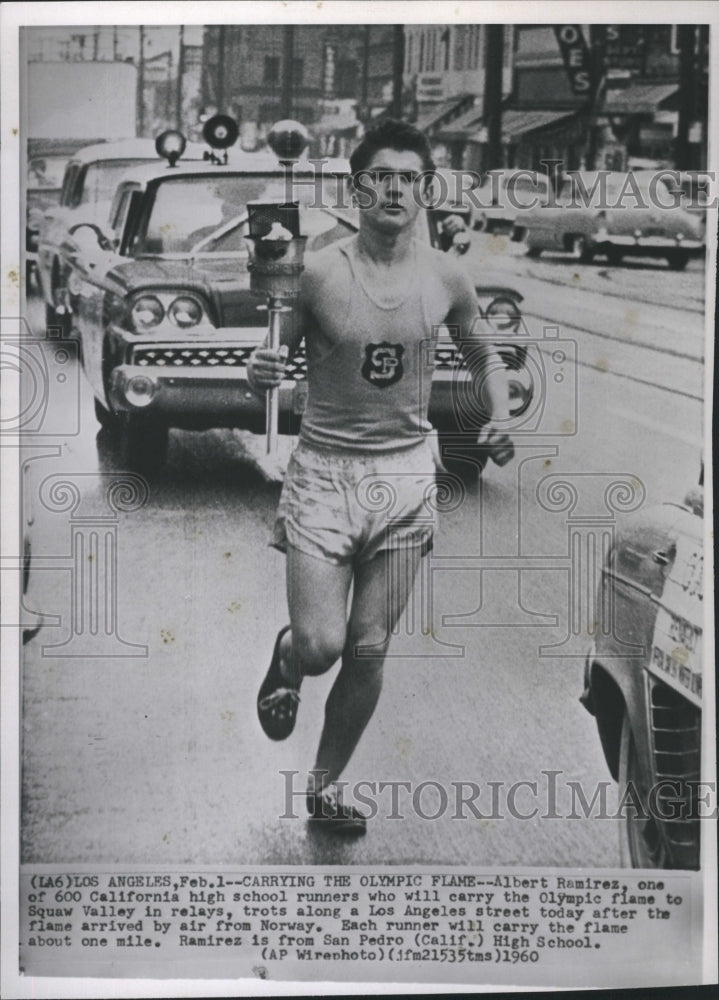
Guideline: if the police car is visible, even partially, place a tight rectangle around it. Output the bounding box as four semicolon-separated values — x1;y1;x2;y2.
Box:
581;474;704;870
64;118;531;473
35;136;206;333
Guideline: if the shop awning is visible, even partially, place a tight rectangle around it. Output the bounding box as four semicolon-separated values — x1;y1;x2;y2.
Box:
605;83;679;114
415;95;474;134
500;109;577;140
436;105;484;139
439;108;577;144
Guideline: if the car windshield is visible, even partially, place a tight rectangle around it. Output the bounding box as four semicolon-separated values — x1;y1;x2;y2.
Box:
80;159;155;204
27;155;68;190
133;173;356;255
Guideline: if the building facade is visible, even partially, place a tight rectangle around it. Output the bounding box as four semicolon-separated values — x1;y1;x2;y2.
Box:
403;25;515;169
509;24;709;172
201;25;396;153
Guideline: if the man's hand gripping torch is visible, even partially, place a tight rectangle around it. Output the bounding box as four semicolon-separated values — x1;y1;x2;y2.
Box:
245;120;309;455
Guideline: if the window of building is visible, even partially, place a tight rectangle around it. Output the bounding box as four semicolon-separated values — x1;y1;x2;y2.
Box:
669;24;681;55
503;26;513;67
419;32;425;72
293;57;304;87
263;55;280;83
441;28;450;70
335;59;358;98
455;29;465;71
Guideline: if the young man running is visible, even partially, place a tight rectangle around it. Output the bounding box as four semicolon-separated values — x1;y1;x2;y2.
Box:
248;120;511;834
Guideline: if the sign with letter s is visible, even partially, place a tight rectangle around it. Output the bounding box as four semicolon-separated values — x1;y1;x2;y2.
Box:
553;25;592;96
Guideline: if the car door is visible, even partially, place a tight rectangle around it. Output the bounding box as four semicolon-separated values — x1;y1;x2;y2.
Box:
70;190;135;401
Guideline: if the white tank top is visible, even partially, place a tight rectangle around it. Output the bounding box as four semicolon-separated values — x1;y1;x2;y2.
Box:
299;238;437;453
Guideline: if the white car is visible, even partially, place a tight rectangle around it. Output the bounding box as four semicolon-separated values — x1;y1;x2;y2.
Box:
470;169;553;233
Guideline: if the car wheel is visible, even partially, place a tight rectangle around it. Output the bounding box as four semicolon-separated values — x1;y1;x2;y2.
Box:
118;415;169;475
436;433;488;480
666;250;689;271
526;245;542;258
605;247;623;266
569;235;594;263
617;711;670;869
473;212;489;232
511;226;527;243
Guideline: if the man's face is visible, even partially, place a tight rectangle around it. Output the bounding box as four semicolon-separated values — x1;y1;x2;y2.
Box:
353;148;428;232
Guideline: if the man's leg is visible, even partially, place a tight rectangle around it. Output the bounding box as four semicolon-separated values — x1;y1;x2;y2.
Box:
311;542;423;792
278;544;354;686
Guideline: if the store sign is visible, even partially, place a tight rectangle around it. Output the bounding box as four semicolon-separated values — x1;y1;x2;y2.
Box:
553;25;592;96
417;73;446;103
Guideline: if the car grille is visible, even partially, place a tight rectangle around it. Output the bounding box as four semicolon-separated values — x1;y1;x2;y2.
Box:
648;676;701;868
130;343;467;374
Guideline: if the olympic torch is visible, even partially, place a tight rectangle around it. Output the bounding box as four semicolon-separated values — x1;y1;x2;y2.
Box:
245;120;309;455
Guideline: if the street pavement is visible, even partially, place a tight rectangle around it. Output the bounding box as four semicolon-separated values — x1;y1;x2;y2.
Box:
19;240;706;867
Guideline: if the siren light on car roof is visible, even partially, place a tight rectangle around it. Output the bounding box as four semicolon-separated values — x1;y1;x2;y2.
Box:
155;130;187;167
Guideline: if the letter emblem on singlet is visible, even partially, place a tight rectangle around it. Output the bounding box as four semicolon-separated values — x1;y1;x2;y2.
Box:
361;342;405;388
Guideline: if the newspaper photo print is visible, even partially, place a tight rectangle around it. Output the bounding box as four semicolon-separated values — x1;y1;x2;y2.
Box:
1;1;716;995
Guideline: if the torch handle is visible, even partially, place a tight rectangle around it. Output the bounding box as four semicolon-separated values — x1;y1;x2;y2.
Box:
266;298;282;455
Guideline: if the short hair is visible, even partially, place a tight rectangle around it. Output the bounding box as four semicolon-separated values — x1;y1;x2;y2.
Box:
349;118;436;177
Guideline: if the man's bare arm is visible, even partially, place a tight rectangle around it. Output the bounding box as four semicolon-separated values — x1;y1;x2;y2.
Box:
444;263;511;426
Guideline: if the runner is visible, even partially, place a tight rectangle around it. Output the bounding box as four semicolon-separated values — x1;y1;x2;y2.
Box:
247;119;512;834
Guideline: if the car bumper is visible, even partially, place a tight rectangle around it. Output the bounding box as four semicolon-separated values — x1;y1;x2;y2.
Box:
109;363;310;433
106;329;533;433
600;235;704;253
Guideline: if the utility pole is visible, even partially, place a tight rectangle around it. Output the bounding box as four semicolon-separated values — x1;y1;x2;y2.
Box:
281;25;294;118
176;25;185;130
676;25;696;169
391;25;404;118
361;25;370;122
137;26;145;136
585;25;607;170
483;25;503;170
217;26;226;113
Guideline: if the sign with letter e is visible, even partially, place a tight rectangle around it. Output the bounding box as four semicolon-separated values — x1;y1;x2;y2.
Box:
553;25;592;95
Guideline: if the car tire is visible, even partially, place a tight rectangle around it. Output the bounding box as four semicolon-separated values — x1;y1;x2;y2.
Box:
511;226;527;243
569;235;594;263
118;415;169;475
666;250;689;271
617;710;670;869
473;212;489;232
436;433;488;480
526;245;542;258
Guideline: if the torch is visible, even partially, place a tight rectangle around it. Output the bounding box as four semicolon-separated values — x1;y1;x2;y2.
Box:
245;120;309;455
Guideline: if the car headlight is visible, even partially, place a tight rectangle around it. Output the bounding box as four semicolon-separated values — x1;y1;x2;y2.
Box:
124;373;157;407
131;295;164;331
168;296;203;328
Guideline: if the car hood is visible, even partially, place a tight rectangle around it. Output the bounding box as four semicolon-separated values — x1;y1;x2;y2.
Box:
108;254;262;327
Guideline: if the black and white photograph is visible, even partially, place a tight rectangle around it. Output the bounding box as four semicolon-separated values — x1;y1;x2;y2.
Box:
1;1;716;994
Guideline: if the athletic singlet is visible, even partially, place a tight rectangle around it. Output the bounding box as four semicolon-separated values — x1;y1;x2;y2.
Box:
299;237;438;453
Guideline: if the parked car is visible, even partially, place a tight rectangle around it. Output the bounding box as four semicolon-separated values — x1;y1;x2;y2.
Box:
35;136;206;333
63;140;531;475
471;169;553;233
26;138;100;294
514;170;705;269
580;476;704;869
